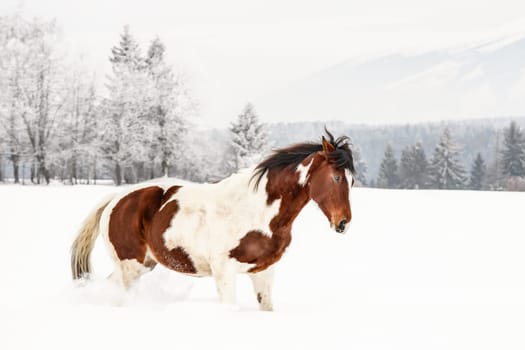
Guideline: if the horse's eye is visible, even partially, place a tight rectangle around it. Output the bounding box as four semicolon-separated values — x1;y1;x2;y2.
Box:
333;175;341;183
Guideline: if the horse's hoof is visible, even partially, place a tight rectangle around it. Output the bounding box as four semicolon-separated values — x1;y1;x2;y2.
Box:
259;304;274;312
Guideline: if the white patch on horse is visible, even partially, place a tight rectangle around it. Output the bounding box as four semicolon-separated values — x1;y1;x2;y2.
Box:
110;258;150;288
145;247;158;264
250;267;275;311
345;169;353;195
296;159;313;186
162;168;281;276
345;168;354;232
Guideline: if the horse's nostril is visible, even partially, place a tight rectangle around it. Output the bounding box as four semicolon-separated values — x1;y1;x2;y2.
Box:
338;219;347;231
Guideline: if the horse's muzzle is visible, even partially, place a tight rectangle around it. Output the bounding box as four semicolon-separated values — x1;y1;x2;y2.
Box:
335;219;347;234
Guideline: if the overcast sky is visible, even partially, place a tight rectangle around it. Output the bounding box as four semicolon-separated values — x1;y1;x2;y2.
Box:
3;0;525;128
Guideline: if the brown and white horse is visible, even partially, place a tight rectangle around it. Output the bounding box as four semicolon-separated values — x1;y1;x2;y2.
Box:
71;130;356;311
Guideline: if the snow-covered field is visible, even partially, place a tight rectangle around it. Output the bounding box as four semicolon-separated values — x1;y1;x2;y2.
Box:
1;184;524;350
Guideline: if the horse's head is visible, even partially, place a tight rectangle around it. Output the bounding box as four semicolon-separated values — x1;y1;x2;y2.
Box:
306;132;355;234
252;129;356;234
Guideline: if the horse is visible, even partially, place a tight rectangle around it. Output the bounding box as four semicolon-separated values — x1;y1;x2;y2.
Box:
70;129;356;311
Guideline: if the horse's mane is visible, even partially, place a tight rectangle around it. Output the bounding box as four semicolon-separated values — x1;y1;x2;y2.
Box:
251;129;356;190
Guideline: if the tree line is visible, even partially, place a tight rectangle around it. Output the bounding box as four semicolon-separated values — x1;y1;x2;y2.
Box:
373;121;525;191
0;14;267;185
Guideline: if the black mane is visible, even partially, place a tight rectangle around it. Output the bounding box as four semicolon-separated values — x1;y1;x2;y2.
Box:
251;129;356;190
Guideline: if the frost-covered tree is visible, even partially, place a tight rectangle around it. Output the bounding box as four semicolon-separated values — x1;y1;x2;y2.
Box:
469;153;486;190
229;103;268;171
0;15;66;184
376;144;400;188
351;145;368;186
428;128;466;189
500;121;525;178
99;28;198;184
100;26;151;185
110;25;144;72
485;130;504;190
399;142;428;189
399;145;413;188
144;37;192;178
0;17;27;183
55;66;99;184
1;16;201;185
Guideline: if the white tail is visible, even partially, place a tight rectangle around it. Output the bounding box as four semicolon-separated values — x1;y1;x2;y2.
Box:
70;195;114;280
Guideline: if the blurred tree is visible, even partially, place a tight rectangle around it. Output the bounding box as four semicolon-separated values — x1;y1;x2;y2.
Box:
428;128;466;189
500;121;525;178
399;142;429;189
469;153;486;190
351;145;368;186
229;103;268;172
377;144;400;188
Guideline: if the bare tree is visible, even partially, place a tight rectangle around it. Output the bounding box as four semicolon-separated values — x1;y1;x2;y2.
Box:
56;65;98;184
0;16;66;184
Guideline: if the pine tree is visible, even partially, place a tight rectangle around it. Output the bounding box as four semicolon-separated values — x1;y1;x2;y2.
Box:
146;37;165;67
500;121;525;178
144;37;189;178
428;128;466;189
376;144;400;188
469;153;486;190
101;26;150;185
399;142;428;189
399;146;413;188
412;142;429;188
351;145;368;186
485;130;504;190
229;103;268;171
110;25;144;72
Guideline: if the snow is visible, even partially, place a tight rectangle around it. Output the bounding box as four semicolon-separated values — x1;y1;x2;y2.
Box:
1;184;524;349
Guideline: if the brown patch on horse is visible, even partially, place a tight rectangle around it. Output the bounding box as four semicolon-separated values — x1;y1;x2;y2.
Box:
108;185;196;274
146;188;197;274
257;293;262;304
156;246;196;274
229;230;291;273
108;186;165;263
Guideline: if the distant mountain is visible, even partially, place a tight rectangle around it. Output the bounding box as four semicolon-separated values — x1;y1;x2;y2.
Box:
256;35;525;126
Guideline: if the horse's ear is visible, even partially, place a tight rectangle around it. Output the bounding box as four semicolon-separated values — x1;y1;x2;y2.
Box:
322;136;335;153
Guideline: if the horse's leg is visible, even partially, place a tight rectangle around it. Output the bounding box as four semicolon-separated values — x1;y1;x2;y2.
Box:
211;260;237;305
102;186;163;289
144;256;158;270
249;267;274;311
104;233;152;289
112;258;150;289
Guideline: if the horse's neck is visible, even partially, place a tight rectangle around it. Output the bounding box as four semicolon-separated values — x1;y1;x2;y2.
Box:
219;166;311;229
265;167;311;231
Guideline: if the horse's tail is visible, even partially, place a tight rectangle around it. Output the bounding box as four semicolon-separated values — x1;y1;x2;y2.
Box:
71;195;114;280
